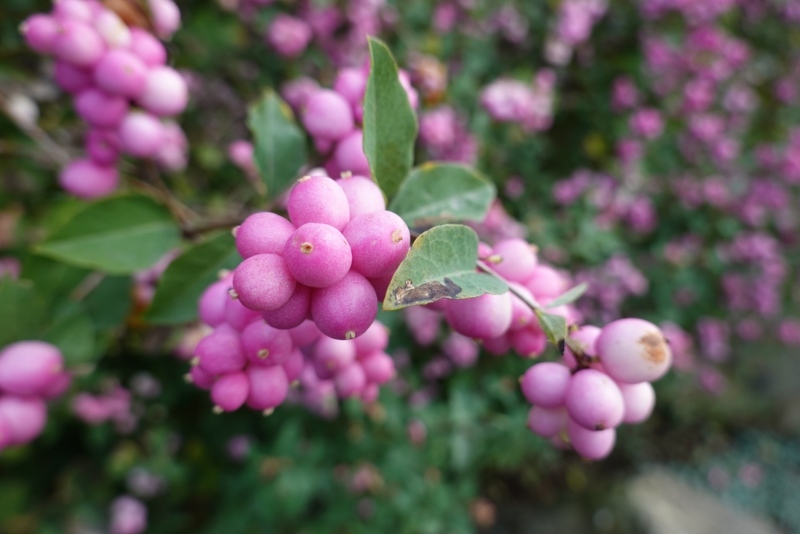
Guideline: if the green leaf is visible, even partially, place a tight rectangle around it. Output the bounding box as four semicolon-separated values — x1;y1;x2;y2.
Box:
534;309;567;350
42;302;96;366
84;276;133;330
146;232;240;325
36;195;181;275
247;89;308;198
388;163;496;231
383;224;507;311
545;282;589;309
363;37;418;199
0;278;46;346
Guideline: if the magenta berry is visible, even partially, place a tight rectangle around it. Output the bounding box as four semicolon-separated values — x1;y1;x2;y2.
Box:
353;321;389;356
283;223;352;288
241;321;293;366
288;320;323;348
490;239;537;283
86;129;121;165
442;332;479;368
302;89;354;141
336;175;386;219
333;130;371;176
311;271;378;340
596;318;672;384
58;158;119;199
0;341;63;396
334;362;367;398
232;253;296;312
564;369;624;431
93;49;148;99
20;14;59;54
54;60;91;93
527;406;567;438
189;365;214;390
520;362;571;408
235;212;296;259
53;20;105;67
261;284;311;330
509;326;547;358
196;325;246;375
344;211;410;278
211;371;249;412
312;336;356;379
75;89;129;128
359;352;395;384
444;292;513;340
224;295;261;331
287;176;350;231
199;277;232;327
281;348;305;383
0;396;47;445
246;365;289;411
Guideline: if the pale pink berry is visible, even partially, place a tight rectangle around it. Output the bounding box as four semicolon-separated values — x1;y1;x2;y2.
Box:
53;0;94;22
344;211;410;278
564;369;624;431
283;223;352;288
490;239;537;282
360;351;395;384
53;20;105;67
353;321;389;356
59;158;119;199
520;362;571;408
148;0;181;39
94;10;132;49
246;365;288;411
0;341;63;396
617;381;656;424
86;129;121;166
312;271;378;340
302;89;354;141
444;292;513;340
336;175;385;219
20;14;59;54
442;332;479;368
241;321;293;366
94;49;148;98
235;212;296;259
333;130;371;176
333;67;367;108
261;284;311;330
522;265;568;301
129;28;166;67
334;362;366;398
564;325;601;369
232;254;296;312
211;371;249;412
196;325;246;375
404;306;441;346
118;111;164;157
596;319;672;384
199;277;231;327
527;406;567;438
566;418;616;460
287;176;350;231
136;66;188;117
0;396;47;445
312;336;356;380
75;89;129;128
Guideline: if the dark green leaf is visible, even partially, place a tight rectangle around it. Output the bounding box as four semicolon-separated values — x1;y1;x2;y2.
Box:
36;195;181;275
247;89;308;198
0;278;46;346
42;302;96;366
83;276;133;330
363;37;418;199
534;309;567;348
545;282;589;309
389;163;496;231
383;224;507;311
146;232;240;325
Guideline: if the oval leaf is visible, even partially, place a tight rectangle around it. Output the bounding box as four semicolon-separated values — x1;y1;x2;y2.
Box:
247;89;308;198
42;302;96;366
0;278;46;347
146;231;240;325
36;195;181;274
363;37;418;199
389;163;496;231
545;282;589;309
534;309;568;351
383;224;507;311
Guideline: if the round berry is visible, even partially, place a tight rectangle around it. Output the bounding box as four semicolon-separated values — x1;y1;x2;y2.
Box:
566;418;616;460
596;318;672;384
246;365;289;411
527;406;567;438
58;158;119;199
312;271;377;340
211;371;249;412
334;362;366;398
444;292;512;340
235;212;296;259
283;223;352;288
302;89;354;141
520;362;571;408
490;239;537;283
333;130;371;176
93;49;148;99
287;176;350;231
564;369;624;431
75;89;129;128
241;321;293;366
196;325;246;375
232;254;296;312
0;341;63;396
344;211;410;278
118;111;164;157
617;381;656;424
336;174;385;219
261;284;311;330
137;66;188;117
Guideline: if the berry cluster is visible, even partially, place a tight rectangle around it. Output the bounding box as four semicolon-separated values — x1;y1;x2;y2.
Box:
283;65;418;177
522;319;672;459
20;0;187;199
189;274;395;414
231;174;409;340
0;341;71;451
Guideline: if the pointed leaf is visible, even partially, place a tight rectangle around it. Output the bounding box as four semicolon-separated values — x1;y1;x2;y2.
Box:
363;37;418;199
146;231;240;325
383;224;507;311
36;195;181;274
545;282;589;309
534;309;568;350
389;163;496;231
247;89;308;198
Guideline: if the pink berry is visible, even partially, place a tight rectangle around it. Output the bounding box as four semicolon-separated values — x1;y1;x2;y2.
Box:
520;362;571;408
54;0;93;22
287;176;350;231
211;371;249;412
344;211;410;278
483;334;511;356
246;365;289;411
527;406;567;438
75;89;129;128
0;341;63;396
261;284;311;330
444;292;513;340
333;130;371;176
94;10;131;49
369;273;394;302
196;325;246;375
566;417;616;460
53;20;105;67
509;326;547;358
333;67;367;108
232;254;296;312
361;383;379;403
522;265;569;301
312;336;356;380
283;223;352;288
353;321;389;356
41;371;72;399
334;362;366;398
311;271;378;340
404;306;441;346
54;60;91;93
564;369;624;431
288;320;322;348
241;321;293;366
85;129;121;165
0;396;47;445
617;381;656;424
490;239;537;282
93;49;148;99
596;318;672;384
564;325;601;369
58;158;119;199
235;212;296;259
118;111;164;157
189;365;214;389
224;291;261;331
148;0;181;39
281;348;305;383
137;66;188;117
302;89;354;141
442;332;479;368
20;14;59;54
129;28;167;67
360;351;395;384
336;175;385;219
